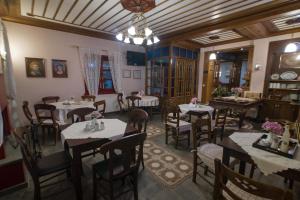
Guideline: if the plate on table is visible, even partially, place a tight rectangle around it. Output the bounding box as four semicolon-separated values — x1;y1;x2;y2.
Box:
280;71;298;80
271;73;280;80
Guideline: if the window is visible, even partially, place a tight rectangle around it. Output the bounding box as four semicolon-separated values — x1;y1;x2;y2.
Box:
98;55;115;94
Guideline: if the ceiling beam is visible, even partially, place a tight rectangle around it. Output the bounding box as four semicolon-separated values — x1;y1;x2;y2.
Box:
161;0;300;42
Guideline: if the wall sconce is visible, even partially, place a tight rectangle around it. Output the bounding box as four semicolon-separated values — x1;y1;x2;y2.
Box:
254;64;262;71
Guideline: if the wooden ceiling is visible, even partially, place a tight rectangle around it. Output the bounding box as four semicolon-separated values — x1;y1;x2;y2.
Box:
2;0;300;47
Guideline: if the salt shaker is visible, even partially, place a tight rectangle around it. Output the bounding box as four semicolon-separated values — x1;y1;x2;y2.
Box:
100;121;105;130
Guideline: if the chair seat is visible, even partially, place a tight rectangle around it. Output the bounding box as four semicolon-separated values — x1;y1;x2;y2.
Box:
85;111;103;120
224;181;269;200
197;143;223;171
168;112;187;120
42;119;66;126
166;120;191;132
37;151;71;176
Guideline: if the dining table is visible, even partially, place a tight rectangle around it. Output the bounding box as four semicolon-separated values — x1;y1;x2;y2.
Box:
62;119;138;200
219;131;300;188
134;95;159;118
50;100;95;123
209;97;262;128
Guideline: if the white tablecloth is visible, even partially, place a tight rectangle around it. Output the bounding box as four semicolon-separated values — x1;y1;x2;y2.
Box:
136;96;159;107
61;119;127;145
179;104;214;116
50;101;95;123
230;132;300;175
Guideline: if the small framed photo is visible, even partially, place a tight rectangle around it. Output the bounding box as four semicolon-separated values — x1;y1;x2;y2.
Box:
122;70;131;78
133;70;141;79
25;57;46;78
52;59;68;78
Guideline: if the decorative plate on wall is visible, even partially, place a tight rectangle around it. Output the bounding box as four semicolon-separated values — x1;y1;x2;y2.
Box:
271;73;280;80
280;71;298;80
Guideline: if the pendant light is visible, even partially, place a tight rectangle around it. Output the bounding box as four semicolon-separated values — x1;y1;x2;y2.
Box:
284;33;298;53
209;52;216;60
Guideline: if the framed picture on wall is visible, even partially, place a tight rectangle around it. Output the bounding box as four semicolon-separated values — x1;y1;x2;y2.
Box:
133;70;141;79
25;57;46;78
279;52;300;69
52;59;68;78
122;70;131;78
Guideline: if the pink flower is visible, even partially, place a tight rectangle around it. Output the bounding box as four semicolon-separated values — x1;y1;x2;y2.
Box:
191;97;198;104
262;121;283;135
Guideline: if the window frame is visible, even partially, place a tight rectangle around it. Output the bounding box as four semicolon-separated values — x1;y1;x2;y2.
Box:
98;55;115;94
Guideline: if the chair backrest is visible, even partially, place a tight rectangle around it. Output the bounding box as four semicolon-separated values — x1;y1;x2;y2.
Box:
22;101;33;124
81;95;96;102
66;107;95;123
34;104;57;124
42;96;60;104
99;133;146;179
14;128;39;181
165;104;180;128
215;108;228;129
192;111;212;149
131;91;139;96
128;109;149;133
126;96;141;109
214;159;293;200
117;93;125;111
94;100;106;115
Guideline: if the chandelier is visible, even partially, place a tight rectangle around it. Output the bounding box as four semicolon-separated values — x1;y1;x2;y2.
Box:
116;0;159;45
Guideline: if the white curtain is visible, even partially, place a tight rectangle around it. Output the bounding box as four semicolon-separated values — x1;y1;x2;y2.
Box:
0;19;20;131
78;48;102;95
108;51;122;93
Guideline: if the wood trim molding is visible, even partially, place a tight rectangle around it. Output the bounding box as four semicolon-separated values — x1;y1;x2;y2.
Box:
2;15;116;41
162;0;300;42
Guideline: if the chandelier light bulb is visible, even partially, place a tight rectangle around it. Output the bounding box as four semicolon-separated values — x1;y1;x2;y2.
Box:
124;36;130;44
133;37;144;45
116;33;123;41
153;36;160;43
209;53;217;60
145;27;152;37
128;26;136;36
147;39;153;45
284;42;297;53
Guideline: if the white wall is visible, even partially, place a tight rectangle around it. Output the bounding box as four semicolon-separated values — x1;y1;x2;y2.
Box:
4;21;146;124
197;33;300;99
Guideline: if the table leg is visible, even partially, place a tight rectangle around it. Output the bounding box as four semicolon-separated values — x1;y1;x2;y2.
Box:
72;149;83;200
238;111;246;128
222;148;230;167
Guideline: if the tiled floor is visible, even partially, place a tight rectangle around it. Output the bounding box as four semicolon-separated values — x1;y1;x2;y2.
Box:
1;113;299;200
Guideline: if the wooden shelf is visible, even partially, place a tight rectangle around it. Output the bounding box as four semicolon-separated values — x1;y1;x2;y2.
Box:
268;88;300;92
269;80;300;83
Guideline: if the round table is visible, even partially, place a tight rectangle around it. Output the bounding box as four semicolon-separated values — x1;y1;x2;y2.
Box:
136;96;159;107
50;101;95;123
179;103;214;116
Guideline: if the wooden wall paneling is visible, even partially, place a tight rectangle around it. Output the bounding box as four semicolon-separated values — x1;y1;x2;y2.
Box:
245;46;254;90
205;57;216;103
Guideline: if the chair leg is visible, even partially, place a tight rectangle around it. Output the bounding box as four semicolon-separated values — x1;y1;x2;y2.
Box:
175;133;179;149
109;182;114;200
249;164;255;178
187;131;190;148
34;183;41;200
133;176;138;200
204;166;208;175
289;179;294;189
93;171;97;200
165;128;168;144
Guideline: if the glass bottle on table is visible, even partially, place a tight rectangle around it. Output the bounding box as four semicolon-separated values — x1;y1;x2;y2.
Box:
280;125;290;153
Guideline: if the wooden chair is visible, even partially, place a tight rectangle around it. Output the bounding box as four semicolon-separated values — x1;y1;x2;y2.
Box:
126;95;141;111
66;107;96;123
93;100;106;117
214;159;293;200
81;95;96;102
41;96;59;104
131;91;139;96
22;101;36;124
165;104;191;149
14;128;71;200
117;93;127;112
212;108;229;140
127;109;149;169
34;104;64;145
92;133;146;200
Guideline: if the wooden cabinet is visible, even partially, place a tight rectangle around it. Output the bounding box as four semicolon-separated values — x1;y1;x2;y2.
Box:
146;46;198;103
261;99;298;121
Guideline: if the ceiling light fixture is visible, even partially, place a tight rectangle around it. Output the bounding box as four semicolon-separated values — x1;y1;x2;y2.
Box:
209;53;217;60
284;33;299;53
117;0;159;46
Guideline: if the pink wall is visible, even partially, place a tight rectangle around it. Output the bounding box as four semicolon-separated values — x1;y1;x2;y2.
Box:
4;21;146;124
